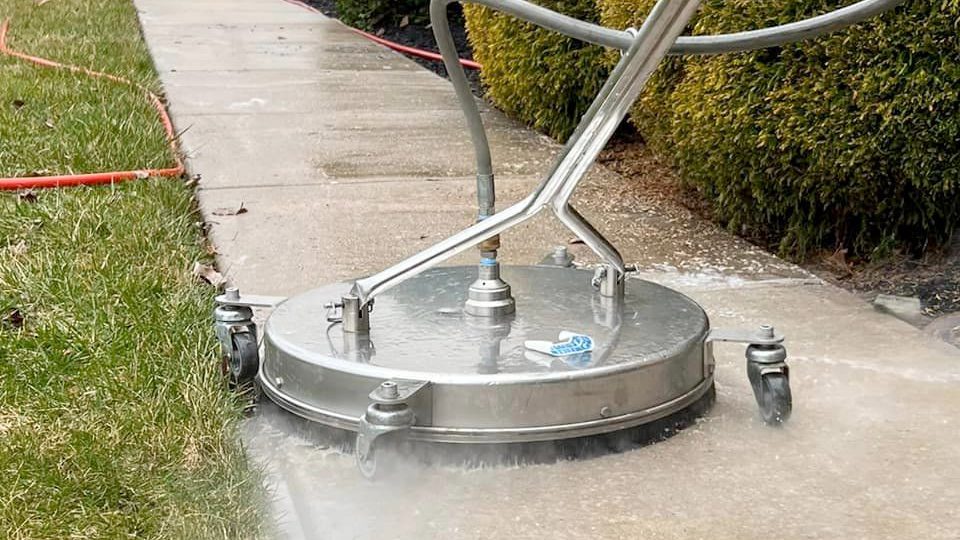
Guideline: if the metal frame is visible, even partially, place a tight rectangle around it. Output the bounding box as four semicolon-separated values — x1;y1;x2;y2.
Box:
342;0;907;315
349;0;701;309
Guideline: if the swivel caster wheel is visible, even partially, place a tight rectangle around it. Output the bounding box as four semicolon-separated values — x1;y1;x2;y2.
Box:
225;331;259;388
747;357;792;425
757;371;792;425
355;433;404;481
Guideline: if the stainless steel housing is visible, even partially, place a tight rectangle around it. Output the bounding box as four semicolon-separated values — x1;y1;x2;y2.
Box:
261;266;715;443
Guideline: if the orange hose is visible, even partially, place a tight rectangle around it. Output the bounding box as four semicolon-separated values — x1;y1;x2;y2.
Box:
0;18;184;191
279;0;482;70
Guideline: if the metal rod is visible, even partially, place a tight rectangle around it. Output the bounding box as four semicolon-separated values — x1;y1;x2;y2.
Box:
353;0;700;305
670;0;907;55
555;203;623;272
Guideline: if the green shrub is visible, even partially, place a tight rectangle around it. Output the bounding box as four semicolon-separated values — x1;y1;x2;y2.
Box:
464;0;610;140
600;0;960;258
335;0;430;30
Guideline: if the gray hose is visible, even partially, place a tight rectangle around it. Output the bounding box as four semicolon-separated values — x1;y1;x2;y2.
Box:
672;0;907;54
431;0;495;221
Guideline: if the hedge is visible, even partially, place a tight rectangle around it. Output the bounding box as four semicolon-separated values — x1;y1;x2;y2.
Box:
599;0;960;257
335;0;430;30
463;0;610;140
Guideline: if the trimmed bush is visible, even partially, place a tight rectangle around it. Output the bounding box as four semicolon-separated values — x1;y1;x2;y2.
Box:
600;0;960;257
335;0;430;30
464;0;610;140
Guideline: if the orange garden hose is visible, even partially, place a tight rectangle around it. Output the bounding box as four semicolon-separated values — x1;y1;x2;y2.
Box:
279;0;483;70
349;26;482;71
0;18;184;191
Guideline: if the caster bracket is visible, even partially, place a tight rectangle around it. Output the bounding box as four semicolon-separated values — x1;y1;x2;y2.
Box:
706;325;784;346
355;380;428;477
215;287;285;308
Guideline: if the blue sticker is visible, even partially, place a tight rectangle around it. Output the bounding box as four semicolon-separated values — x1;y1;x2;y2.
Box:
549;334;593;356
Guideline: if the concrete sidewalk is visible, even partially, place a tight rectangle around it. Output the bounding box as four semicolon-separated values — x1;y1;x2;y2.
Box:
135;0;959;538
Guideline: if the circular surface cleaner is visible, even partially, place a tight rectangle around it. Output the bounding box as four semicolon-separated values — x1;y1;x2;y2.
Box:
260;266;715;443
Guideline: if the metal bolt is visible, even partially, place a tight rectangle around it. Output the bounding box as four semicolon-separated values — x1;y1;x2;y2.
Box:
600;406;612;418
225;287;240;301
380;381;399;399
759;325;775;339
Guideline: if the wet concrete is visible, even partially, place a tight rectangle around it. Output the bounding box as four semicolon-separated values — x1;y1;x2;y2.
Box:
135;0;960;538
245;281;960;540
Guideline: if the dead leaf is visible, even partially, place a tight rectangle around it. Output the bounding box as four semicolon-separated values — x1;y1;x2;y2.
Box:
2;308;24;329
376;28;386;37
35;0;51;5
17;190;37;203
399;15;409;28
192;262;226;287
823;248;854;277
212;203;247;217
44;118;55;129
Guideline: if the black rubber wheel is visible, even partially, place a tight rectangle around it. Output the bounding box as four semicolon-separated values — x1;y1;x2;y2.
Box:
355;434;405;481
228;332;259;387
355;440;379;480
757;372;792;425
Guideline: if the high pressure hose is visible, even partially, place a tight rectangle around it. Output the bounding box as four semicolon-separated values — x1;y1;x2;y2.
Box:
0;18;184;191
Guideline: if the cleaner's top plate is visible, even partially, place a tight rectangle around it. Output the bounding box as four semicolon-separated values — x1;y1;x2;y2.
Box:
265;266;708;381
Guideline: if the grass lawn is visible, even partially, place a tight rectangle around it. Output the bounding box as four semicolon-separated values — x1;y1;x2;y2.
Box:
0;0;265;538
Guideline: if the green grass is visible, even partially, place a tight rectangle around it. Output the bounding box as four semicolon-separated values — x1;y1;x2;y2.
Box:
0;0;171;177
0;1;266;538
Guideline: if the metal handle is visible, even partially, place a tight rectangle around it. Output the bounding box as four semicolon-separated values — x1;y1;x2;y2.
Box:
351;0;907;307
352;0;701;305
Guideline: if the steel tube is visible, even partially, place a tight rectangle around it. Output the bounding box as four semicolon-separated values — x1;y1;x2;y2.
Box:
436;0;906;55
555;203;624;272
354;0;699;305
671;0;907;55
